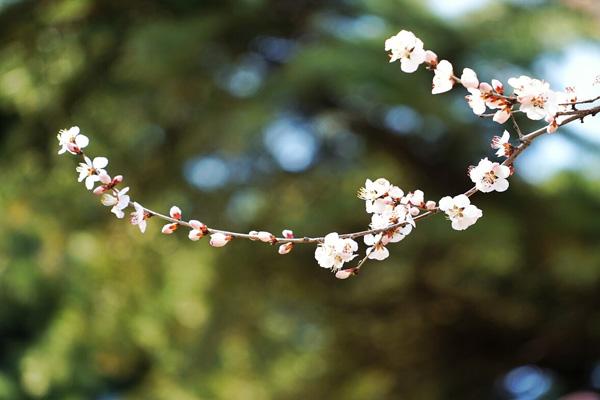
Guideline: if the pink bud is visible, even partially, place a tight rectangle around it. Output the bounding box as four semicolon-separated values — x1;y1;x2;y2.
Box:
248;230;260;240
169;206;182;220
257;231;275;243
93;186;107;195
282;229;294;239
425;50;438;66
409;207;420;216
335;269;354;279
98;172;112;185
162;223;178;234
112;175;123;185
209;233;231;247
425;200;436;210
189;219;208;234
67;143;81;154
278;242;294;255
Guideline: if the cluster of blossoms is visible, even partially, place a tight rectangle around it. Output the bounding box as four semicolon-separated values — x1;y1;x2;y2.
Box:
56;29;599;280
385;30;580;130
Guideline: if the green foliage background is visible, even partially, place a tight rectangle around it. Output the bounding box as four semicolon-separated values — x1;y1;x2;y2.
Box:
1;0;600;398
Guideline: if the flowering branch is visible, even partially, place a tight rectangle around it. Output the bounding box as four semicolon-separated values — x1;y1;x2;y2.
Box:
57;29;600;279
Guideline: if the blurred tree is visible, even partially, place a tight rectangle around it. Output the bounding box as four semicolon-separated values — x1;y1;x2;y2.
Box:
0;0;600;399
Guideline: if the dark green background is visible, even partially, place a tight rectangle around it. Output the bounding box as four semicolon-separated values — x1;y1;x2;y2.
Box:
1;0;600;398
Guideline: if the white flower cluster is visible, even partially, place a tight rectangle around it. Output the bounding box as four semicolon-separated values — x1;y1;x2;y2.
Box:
357;178;427;261
386;30;580;130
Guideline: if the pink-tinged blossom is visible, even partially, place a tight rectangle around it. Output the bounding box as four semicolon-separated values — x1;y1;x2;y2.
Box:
209;232;232;247
432;60;454;94
438;195;482;231
101;187;130;219
491;130;513;158
314;233;358;270
130;202;149;233
425;200;437;210
188;220;208;241
161;206;182;234
385;30;426;73
460;68;479;89
93;174;123;195
76;156;108;190
57;126;89;155
469;158;511;193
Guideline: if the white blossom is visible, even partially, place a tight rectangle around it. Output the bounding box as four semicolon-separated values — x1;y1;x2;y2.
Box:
469;158;511;193
364;233;389;260
101;187;130;219
439;195;482;231
76;156;108;190
385;30;426;73
314;233;358;270
432;60;454;94
130;202;148;233
508;75;558;120
57;126;89;155
491;130;512;158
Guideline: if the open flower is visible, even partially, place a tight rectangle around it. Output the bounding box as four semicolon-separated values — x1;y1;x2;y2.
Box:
101;187;130;218
432;60;454;94
76;156;108;190
57;126;89;155
188;220;208;241
491;130;513;158
385;30;426;73
508;75;558;120
130;202;150;233
364;233;389;260
469;158;511;193
439;195;482;231
314;233;358;270
161;206;182;234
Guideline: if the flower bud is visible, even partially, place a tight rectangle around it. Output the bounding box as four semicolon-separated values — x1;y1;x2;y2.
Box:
257;231;275;243
278;242;294;255
335;268;357;279
162;223;178;234
282;229;294;239
425;200;437;210
169;206;182;220
209;233;232;247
